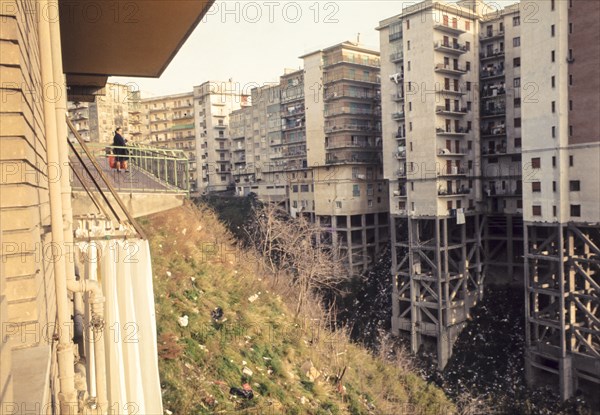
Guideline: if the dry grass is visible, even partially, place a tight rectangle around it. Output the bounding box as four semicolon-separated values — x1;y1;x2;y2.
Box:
142;201;455;414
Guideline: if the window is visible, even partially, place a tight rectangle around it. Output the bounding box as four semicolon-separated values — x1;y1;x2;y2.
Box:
447;200;453;210
467;82;471;91
552;181;557;192
552;101;556;113
569;125;573;136
514;118;521;128
569;23;573;34
532;182;541;192
513;37;520;47
569;180;580;191
569;100;573;111
513;16;520;26
552;126;556;138
551;76;556;88
514;78;521;88
553;206;557;216
406;19;410;29
570;205;581;217
551;0;555;10
466;61;471;71
514;98;521;108
532;157;541;168
532;205;542;216
552;156;556;167
293;185;298;193
569;155;574;166
407;41;411;50
336;201;342;208
408;61;411;71
551;25;555;37
465;41;471;51
368;200;373;207
353;184;360;197
465;21;470;31
515;137;522;147
551;50;555;62
514;57;521;67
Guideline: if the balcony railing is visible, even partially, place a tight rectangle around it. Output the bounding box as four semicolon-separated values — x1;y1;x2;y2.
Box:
392;93;405;102
481;68;505;79
323;56;380;68
438;187;471;196
325;107;380;117
390;51;404;62
481;107;506;117
436;127;468;135
438;148;467;156
325;124;380;133
434;63;467;74
480;50;505;60
480;29;504;41
389;31;403;42
434;41;468;54
436;106;468;114
392;112;405;120
481;87;506;98
439;167;467;176
433;22;466;34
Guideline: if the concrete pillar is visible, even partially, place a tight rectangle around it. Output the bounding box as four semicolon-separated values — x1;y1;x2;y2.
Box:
559;355;574;401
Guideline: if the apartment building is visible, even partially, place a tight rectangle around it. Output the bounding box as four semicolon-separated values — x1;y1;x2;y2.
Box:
194;81;249;194
67;82;138;143
142;92;197;188
479;5;523;275
379;0;483;369
380;0;600;401
520;0;600;402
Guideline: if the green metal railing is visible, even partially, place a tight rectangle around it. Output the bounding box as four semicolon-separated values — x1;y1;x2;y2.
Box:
71;141;190;194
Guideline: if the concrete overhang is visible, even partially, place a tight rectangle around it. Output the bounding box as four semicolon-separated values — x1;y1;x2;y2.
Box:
59;0;214;98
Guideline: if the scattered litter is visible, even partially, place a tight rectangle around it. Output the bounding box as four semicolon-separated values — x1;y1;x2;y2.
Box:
196;225;202;231
211;307;224;322
164;410;173;415
242;367;253;377
300;396;307;405
190;276;196;282
229;383;254;399
166;271;172;277
177;315;188;327
242;360;247;366
248;293;259;303
181;228;187;235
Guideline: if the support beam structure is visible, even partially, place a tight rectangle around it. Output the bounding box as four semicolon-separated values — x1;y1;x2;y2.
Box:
524;223;600;403
391;214;484;369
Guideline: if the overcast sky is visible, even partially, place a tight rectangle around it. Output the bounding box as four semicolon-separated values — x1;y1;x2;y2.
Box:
111;0;518;98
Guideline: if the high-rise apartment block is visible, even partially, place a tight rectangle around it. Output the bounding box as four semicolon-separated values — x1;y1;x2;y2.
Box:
231;42;388;276
521;0;600;401
379;0;599;401
140;82;249;194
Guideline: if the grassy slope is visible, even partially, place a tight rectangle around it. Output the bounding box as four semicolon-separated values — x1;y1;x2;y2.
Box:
142;203;454;415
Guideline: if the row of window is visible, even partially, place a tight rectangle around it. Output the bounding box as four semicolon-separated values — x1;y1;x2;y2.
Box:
531;180;580;192
532;205;581;217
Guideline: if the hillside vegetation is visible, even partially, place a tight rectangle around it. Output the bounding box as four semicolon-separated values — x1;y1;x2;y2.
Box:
142;202;454;414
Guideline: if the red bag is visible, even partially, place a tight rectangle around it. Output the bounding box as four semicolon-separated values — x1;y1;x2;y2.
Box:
108;155;116;169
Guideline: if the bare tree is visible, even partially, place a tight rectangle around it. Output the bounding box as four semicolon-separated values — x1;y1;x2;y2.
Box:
248;203;347;317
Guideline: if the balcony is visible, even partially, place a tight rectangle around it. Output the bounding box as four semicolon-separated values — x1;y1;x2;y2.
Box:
436;106;468;116
390;51;404;62
325;153;381;165
173;103;193;110
481;87;506;99
434;41;468;55
214;123;227;129
480;29;504;41
324;107;380;117
325;124;380;133
394;147;407;159
389;31;403;42
481;126;506;138
173;113;193;120
392;111;405;120
392;93;405;102
392;189;407;197
438;187;471;196
480;68;505;80
438;147;467;156
282;107;305;117
481;107;506;118
481;146;518;156
434;63;467;75
325;139;382;150
282;122;305;131
434;21;466;35
324;90;378;101
323;71;380;85
395;169;407;178
480;50;505;61
438;167;467;177
437;87;466;96
323;56;380;69
436;126;468;136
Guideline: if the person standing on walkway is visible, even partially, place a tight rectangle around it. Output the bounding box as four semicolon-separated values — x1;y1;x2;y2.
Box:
112;127;129;172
